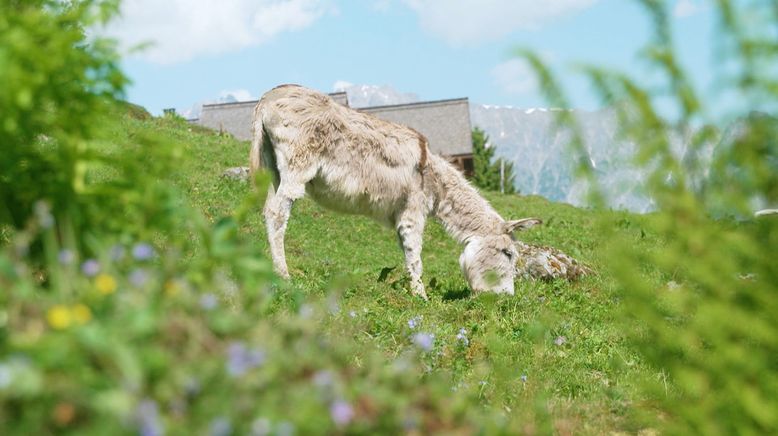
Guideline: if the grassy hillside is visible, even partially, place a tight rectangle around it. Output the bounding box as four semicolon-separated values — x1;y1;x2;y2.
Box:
107;112;664;432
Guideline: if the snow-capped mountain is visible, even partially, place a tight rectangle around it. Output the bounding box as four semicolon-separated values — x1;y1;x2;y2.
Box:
333;82;419;108
470;104;656;212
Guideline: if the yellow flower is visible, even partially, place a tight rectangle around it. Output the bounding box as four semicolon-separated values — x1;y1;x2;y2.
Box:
164;279;180;296
47;305;72;330
71;304;92;324
95;273;117;295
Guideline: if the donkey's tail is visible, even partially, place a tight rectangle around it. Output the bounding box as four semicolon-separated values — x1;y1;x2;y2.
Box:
249;102;265;176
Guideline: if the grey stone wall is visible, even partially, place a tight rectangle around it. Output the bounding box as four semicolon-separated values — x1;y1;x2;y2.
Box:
197;92;473;160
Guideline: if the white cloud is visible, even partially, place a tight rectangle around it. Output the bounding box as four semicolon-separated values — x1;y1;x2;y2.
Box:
400;0;600;45
180;89;257;119
491;59;537;96
673;0;702;18
332;80;354;92
104;0;330;64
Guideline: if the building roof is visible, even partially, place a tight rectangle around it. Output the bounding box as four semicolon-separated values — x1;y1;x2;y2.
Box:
197;91;472;157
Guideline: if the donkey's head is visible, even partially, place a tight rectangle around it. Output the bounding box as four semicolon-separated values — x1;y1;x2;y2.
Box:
459;218;542;295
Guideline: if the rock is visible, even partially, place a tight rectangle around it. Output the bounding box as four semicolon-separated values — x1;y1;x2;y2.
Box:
222;166;249;181
515;241;592;281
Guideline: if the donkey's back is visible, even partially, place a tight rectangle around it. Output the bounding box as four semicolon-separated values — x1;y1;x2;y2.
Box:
251;84;429;223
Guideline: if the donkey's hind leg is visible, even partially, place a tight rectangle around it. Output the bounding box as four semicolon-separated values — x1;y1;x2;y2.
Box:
263;177;306;279
396;198;428;300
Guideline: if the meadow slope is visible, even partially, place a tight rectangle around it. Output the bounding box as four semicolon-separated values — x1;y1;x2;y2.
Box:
114;111;664;433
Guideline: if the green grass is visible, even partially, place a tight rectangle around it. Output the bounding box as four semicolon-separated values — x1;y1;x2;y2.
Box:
111;113;666;433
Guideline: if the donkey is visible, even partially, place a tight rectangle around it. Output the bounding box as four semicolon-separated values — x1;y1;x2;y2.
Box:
250;84;540;299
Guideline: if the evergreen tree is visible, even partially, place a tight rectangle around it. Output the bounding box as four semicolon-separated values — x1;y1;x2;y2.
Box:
471;127;516;194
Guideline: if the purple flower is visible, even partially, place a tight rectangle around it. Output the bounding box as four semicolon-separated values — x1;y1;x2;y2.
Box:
226;341;265;377
81;259;100;277
554;336;567;346
456;328;469;346
129;268;149;287
200;293;218;310
412;332;435;351
330;400;354;426
210;417;232;436
132;243;155;261
58;249;75;265
407;315;422;329
135;399;162;436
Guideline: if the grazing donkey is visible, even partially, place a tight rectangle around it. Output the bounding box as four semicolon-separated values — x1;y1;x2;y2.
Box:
250;84;540;299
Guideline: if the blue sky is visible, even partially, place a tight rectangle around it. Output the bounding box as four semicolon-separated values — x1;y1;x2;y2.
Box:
108;0;714;116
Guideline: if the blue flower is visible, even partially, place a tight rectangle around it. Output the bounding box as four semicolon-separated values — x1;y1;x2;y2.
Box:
58;249;75;265
407;315;422;329
129;268;149;287
110;244;126;261
200;293;218;310
412;332;435;351
276;421;295;436
135;399;162;436
250;418;272;436
209;417;232;436
554;336;567;346
330;400;354;426
132;243;155;261
34;201;54;229
456;328;469;346
81;259;100;277
226;341;265;377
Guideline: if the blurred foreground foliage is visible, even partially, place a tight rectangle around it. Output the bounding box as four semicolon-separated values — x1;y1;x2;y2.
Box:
523;0;777;433
0;2;515;434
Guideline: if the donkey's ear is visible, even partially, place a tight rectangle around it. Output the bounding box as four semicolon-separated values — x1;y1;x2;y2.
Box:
503;218;542;233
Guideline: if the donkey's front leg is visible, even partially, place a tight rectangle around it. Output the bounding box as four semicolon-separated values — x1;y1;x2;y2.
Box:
396;207;428;300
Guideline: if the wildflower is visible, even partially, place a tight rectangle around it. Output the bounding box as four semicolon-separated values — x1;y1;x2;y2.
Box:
164;280;181;296
58;249;75;265
412;332;435;351
348;310;357;318
132;243;155;261
209;417;232;436
200;293;218;310
109;244;125;261
129;268;149;287
226;342;265;377
313;370;334;388
251;418;272;436
0;363;12;389
456;328;469;346
520;374;528;383
81;259;100;277
407;315;422;329
34;201;54;229
71;304;92;324
276;421;295;436
554;336;567;346
136;399;162;436
47;305;71;330
95;273;117;295
330;400;354;426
